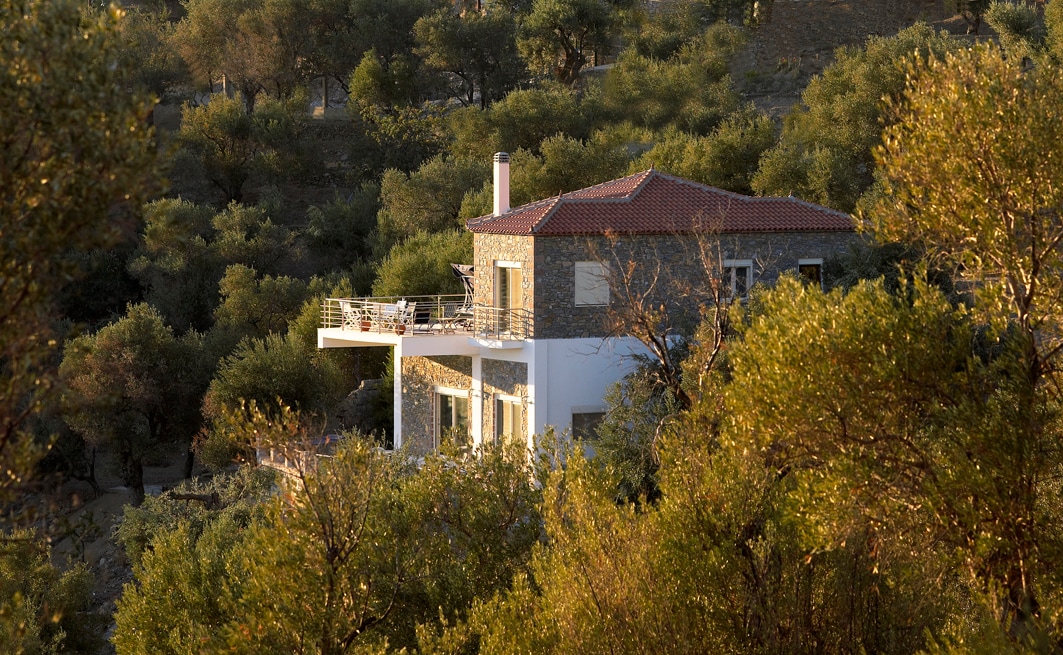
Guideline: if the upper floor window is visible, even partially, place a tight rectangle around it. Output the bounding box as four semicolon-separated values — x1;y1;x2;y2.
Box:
495;261;522;310
723;259;753;300
575;261;610;306
798;258;823;288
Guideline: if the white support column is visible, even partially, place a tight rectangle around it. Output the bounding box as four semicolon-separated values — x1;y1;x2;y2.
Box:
526;341;549;451
471;354;483;448
392;344;403;450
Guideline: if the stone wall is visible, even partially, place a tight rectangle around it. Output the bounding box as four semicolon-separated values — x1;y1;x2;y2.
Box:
400;355;529;452
481;359;529;444
533;231;862;339
472;233;535;310
400;355;472;455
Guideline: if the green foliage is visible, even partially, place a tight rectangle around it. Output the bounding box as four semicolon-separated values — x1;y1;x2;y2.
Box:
376;156;490;248
172;0;317;103
212;265;309;345
872;44;1063;379
753;24;957;211
372;230;474;297
60;304;208;502
985;1;1045;61
635;106;776;194
305;185;381;273
128;199;220;333
415;9;525;108
603;22;746;135
112;467;276;655
448;84;599;161
116;6;190;99
593;365;680;503
119;405;541;655
114;466;276;569
0;0;158;504
211;201;301;275
728;277;1063;643
0;533;101;655
203;330;345;421
518;0;620;84
175;93;306;205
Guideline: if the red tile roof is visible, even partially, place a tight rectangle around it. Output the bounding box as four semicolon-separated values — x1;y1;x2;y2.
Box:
466;170;854;236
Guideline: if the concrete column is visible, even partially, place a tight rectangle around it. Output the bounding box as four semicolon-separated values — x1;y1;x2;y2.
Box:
526;341;549;451
392;344;403;450
471;354;484;448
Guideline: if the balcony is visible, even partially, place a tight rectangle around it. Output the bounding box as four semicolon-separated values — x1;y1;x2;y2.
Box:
321;296;532;341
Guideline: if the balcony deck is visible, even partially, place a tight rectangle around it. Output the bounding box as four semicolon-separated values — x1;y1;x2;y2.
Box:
319;296;532;352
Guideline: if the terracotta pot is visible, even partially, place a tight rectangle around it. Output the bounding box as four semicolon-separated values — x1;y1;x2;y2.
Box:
360;320;371;332
396;324;406;335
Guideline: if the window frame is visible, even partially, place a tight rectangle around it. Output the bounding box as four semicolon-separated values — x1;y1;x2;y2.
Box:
574;261;610;307
722;259;754;300
433;386;470;449
571;405;607;441
798;258;824;289
494;394;523;446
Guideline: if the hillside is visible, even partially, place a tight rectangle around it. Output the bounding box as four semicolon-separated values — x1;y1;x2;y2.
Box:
735;0;976;116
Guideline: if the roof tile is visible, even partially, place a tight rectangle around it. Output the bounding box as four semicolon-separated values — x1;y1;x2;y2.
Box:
466;170;853;235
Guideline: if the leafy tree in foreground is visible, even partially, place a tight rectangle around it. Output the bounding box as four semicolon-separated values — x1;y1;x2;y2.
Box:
873;43;1063;387
116;405;541;654
728;278;1063;646
0;0;158;505
0;533;101;655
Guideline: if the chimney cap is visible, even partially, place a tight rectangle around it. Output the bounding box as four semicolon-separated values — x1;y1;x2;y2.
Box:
493;152;510;163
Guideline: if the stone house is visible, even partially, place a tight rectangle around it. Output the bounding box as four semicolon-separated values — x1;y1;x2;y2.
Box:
318;153;858;454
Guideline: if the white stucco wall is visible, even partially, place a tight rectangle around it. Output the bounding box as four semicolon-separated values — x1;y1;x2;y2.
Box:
533;336;649;438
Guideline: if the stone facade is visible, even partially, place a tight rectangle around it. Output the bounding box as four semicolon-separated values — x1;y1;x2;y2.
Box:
400;355;472;455
528;231;861;340
472;233;534;311
481;359;528;444
400;355;529;452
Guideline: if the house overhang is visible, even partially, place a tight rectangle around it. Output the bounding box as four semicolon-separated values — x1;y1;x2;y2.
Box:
317;328;484;357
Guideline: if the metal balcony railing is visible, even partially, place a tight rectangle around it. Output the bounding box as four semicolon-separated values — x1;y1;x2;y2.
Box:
322;296;533;340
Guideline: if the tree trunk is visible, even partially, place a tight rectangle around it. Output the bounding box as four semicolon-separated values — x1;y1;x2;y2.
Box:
121;449;146;505
184;445;195;479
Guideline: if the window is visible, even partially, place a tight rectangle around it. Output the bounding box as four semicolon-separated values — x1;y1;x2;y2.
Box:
494;261;522;310
572;408;606;441
434;387;469;448
798;258;823;288
575;261;610;306
723;259;753;300
495;395;523;446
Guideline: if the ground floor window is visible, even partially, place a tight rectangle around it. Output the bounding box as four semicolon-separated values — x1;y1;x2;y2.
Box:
798;258;823;288
495;395;523;446
572;408;606;441
435;387;469;449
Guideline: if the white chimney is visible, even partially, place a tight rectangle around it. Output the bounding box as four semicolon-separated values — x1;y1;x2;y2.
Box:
493;152;510;216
